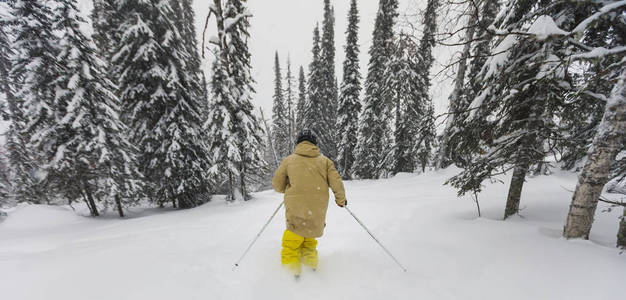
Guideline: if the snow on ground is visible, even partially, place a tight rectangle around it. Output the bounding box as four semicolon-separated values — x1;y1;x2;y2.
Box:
1;168;624;300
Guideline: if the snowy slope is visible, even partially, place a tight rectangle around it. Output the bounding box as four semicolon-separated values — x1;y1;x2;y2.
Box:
1;168;624;300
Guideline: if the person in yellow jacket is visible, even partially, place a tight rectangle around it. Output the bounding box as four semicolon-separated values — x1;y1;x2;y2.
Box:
272;129;347;277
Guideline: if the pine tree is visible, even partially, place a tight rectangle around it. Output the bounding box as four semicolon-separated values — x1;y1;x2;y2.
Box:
318;0;338;159
272;51;289;158
352;0;398;179
284;57;296;150
114;0;211;208
224;0;267;199
10;0;61;203
91;0;121;70
336;0;361;178
0;6;15;201
206;55;240;201
41;0;143;216
304;25;326;141
389;33;431;174
295;66;307;132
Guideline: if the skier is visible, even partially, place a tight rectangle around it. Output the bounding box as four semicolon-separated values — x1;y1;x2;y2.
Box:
272;129;347;278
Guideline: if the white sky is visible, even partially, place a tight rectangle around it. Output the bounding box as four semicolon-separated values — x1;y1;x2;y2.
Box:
77;0;462;128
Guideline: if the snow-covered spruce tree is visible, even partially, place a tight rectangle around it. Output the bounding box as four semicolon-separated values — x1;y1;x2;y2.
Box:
223;0;267;199
409;0;440;173
40;0;143;217
563;71;625;240
304;25;326;140
417;0;439;94
436;4;478;169
352;0;398;179
206;55;240;201
91;0;121;72
388;33;423;174
318;0;338;159
295;65;307;132
272;52;289;158
447;0;572;219
284;57;296;150
388;33;437;174
10;0;61;204
114;0;211;208
336;0;361;178
0;4;17;200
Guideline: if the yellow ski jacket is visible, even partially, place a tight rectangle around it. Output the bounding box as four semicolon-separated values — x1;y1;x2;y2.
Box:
272;141;346;238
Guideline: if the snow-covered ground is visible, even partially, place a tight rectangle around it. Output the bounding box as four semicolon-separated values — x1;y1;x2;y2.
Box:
1;168;624;300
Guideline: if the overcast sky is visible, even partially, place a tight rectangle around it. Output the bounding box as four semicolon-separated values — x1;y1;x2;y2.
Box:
76;0;460;127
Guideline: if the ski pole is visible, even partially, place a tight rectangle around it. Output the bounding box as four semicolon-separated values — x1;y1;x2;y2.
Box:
344;205;407;272
233;200;284;269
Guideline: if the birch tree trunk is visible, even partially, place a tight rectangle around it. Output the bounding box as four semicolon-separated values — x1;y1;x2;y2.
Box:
563;72;626;239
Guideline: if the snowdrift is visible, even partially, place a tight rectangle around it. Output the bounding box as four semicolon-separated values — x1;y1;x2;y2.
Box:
0;168;624;300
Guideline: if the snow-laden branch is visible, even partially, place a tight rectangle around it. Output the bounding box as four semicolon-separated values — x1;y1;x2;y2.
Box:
572;0;626;33
571;46;626;59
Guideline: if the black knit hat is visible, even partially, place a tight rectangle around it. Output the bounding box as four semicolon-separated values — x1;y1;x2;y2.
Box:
296;128;318;145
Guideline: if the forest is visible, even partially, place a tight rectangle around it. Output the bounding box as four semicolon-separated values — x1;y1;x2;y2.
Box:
0;0;625;248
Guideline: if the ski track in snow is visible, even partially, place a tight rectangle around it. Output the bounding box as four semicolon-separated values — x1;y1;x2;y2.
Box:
1;168;625;300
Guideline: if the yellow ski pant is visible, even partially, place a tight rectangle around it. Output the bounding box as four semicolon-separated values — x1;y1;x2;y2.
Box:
281;229;318;275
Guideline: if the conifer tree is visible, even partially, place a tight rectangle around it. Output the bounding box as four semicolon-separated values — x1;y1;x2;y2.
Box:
272;52;289;158
0;5;19;200
91;0;121;70
284;57;296;150
10;0;61;203
304;25;326;140
41;0;143;216
296;66;307;132
352;0;398;179
114;0;211;208
318;0;338;158
389;34;428;174
336;0;361;178
224;0;267;199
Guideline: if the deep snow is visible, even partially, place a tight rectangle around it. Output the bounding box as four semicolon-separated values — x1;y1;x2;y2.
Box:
1;168;625;300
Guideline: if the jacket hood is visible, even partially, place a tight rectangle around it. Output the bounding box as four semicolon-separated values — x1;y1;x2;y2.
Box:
294;141;321;158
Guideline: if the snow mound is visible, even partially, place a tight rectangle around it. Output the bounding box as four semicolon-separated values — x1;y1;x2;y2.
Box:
1;204;82;230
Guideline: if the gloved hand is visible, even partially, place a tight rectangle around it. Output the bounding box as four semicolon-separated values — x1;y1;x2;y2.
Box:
338;200;347;208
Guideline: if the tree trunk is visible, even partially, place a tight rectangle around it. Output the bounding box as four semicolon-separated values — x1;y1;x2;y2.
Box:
239;162;248;201
563;72;625;239
227;170;235;201
82;181;99;217
504;161;529;219
115;195;124;218
618;207;626;249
